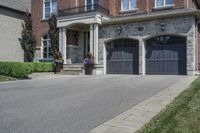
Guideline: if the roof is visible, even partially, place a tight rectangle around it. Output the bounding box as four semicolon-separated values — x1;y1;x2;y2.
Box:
0;0;31;12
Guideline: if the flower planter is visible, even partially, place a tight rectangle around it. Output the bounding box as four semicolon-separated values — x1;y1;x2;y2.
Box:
85;64;94;75
84;52;94;75
54;61;63;74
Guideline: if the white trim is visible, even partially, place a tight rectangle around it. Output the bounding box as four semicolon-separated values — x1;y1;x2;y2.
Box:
40;36;44;59
155;0;174;8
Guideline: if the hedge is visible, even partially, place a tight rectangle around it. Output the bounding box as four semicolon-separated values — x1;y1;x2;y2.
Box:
0;62;53;79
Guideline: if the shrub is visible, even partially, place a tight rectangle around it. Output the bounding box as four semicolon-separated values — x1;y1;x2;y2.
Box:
0;62;32;78
0;62;53;79
25;62;54;72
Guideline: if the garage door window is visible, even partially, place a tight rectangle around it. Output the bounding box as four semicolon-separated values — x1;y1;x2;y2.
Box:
147;35;185;46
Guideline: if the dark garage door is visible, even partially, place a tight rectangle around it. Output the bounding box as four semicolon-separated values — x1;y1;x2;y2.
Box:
107;39;139;74
146;35;186;75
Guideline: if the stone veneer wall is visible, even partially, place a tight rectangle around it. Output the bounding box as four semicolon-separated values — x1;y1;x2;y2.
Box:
98;16;196;75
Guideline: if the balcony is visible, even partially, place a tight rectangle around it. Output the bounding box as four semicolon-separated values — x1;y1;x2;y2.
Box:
58;4;109;17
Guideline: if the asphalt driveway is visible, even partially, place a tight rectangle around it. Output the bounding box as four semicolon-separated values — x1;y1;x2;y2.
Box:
0;75;188;133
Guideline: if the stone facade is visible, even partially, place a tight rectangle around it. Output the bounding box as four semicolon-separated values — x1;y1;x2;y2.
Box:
98;16;196;75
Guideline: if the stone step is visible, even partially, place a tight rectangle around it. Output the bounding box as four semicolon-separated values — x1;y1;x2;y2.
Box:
62;64;84;75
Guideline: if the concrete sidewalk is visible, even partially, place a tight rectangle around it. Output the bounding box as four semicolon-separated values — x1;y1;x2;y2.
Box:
88;76;197;133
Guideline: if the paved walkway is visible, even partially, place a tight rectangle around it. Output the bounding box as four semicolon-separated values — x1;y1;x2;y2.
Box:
89;76;197;133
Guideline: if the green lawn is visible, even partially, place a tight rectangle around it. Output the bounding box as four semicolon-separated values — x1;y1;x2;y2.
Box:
0;75;16;82
137;77;200;133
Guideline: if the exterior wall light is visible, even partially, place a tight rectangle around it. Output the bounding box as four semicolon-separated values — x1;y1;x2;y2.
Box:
117;25;122;35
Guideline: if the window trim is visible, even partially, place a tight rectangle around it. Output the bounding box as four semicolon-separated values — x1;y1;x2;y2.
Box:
121;0;138;12
41;35;53;59
43;0;58;19
155;0;174;8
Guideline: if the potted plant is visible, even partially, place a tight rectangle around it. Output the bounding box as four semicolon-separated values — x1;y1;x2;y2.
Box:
53;51;64;74
84;52;94;75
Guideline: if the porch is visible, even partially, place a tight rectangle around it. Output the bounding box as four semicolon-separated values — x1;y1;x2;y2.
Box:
57;4;110;74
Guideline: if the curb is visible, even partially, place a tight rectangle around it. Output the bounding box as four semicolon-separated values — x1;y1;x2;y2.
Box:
88;76;198;133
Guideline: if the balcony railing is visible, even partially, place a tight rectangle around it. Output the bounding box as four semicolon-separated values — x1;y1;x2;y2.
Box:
58;4;109;17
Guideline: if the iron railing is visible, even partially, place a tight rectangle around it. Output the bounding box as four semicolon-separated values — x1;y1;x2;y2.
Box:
58;4;109;16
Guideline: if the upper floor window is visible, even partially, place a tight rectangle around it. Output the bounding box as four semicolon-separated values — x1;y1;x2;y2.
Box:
155;0;173;7
43;0;58;19
121;0;137;11
86;0;99;10
42;35;53;59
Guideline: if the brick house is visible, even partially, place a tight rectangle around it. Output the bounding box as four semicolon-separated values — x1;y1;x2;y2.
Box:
0;0;31;62
32;0;200;75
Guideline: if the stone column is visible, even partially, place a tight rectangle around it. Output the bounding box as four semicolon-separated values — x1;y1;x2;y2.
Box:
139;37;145;75
187;23;196;75
94;24;99;64
90;24;94;55
90;24;99;63
140;37;146;75
59;27;67;64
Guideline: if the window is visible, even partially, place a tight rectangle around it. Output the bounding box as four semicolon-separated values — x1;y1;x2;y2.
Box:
86;0;99;10
155;0;173;7
121;0;137;11
42;35;53;59
43;0;58;19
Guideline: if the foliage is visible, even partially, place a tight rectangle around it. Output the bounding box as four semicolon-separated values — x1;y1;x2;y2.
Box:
137;77;200;133
25;62;54;72
48;14;59;58
0;62;53;79
0;62;32;78
54;51;63;61
20;10;36;62
84;52;94;65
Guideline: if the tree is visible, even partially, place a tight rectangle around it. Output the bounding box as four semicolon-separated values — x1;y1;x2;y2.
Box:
20;10;36;62
48;14;59;57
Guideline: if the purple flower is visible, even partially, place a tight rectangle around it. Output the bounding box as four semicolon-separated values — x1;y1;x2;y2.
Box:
84;58;94;65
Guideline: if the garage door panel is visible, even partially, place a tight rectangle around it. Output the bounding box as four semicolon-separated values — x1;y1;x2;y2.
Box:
107;39;139;74
146;35;186;75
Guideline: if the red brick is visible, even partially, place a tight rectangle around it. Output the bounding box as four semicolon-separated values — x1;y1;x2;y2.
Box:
32;0;193;48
